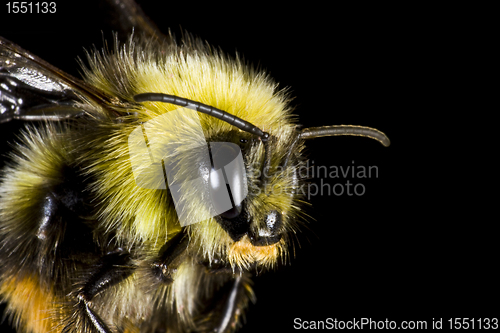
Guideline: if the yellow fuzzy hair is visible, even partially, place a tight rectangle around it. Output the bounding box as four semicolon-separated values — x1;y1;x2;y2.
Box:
75;34;306;269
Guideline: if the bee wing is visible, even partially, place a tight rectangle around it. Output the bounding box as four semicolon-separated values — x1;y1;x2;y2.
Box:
100;0;167;41
0;36;126;123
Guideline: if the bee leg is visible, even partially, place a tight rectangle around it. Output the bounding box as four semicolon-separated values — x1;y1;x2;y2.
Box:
151;229;189;284
70;249;134;333
197;274;255;333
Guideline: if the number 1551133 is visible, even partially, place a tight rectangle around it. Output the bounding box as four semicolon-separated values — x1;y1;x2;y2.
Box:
6;2;56;13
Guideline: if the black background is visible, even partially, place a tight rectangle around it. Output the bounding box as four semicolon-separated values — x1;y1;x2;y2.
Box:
0;1;496;332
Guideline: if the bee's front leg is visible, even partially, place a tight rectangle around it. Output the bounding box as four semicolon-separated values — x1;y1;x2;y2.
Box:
151;229;189;284
196;273;255;333
67;249;134;333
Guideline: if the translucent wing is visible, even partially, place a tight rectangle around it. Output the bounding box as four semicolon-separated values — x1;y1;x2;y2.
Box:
0;36;125;123
99;0;166;41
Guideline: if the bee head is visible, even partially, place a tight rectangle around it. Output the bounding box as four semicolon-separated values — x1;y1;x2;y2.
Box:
133;94;389;271
131;93;305;271
81;38;388;272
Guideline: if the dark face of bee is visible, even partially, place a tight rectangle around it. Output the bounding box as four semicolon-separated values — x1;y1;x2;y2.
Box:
204;132;301;249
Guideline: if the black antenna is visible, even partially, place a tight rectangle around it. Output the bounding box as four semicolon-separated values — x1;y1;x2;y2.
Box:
281;125;390;168
134;93;269;141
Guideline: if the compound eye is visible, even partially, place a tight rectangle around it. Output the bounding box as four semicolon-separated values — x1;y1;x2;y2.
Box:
208;142;247;219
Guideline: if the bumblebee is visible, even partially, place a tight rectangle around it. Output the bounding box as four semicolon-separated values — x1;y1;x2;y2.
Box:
0;1;390;332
